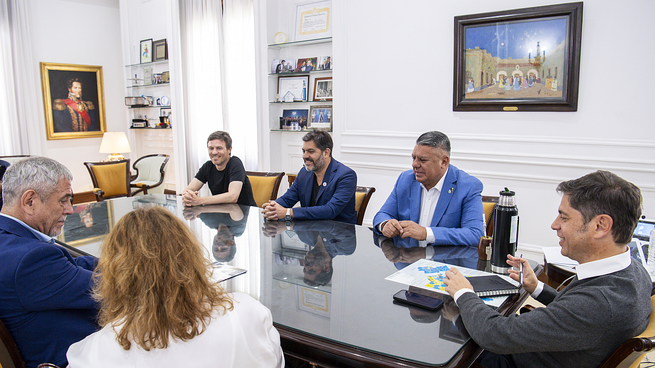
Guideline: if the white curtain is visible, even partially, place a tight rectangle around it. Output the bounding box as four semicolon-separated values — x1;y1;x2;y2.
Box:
178;0;226;183
0;0;42;156
223;0;258;171
177;0;258;184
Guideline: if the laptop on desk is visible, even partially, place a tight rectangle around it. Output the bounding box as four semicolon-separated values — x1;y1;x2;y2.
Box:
629;218;655;270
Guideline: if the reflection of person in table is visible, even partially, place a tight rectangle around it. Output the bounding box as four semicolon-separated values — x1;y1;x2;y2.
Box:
52;78;99;133
262;220;356;286
184;203;250;263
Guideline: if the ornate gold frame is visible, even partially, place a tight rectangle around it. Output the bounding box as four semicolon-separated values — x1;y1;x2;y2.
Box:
40;62;107;140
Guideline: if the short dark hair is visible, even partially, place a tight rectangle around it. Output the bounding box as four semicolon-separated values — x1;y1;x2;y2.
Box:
416;131;451;155
302;130;333;157
556;170;642;245
207;131;232;150
67;78;82;89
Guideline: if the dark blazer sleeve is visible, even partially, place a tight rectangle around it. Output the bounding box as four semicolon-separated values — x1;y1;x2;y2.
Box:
16;245;97;311
292;164;357;222
276;168;304;208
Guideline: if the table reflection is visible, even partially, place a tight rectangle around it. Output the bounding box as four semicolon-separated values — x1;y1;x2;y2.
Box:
184;204;251;263
55;195;532;367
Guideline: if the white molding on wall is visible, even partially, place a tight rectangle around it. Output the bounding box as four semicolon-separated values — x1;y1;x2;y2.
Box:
340;130;655;149
341;146;655;169
339;159;655;193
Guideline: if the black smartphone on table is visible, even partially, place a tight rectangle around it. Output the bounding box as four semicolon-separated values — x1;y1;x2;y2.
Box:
393;289;444;311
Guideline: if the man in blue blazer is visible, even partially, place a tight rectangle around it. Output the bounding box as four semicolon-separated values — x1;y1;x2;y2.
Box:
0;157;98;368
262;130;357;224
373;131;484;255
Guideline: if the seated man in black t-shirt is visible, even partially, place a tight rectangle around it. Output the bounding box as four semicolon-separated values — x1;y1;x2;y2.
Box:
183;131;256;207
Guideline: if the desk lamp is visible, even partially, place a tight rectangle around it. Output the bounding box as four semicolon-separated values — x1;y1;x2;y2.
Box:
99;132;131;161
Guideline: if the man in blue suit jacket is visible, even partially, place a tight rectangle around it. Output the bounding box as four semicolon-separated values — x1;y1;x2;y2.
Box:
0;157;98;368
373;131;484;256
262;130;357;224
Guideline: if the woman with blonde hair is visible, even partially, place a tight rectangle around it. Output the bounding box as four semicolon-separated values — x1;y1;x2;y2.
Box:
67;206;284;367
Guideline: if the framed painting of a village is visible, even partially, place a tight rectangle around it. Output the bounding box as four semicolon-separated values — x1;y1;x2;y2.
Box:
453;2;583;111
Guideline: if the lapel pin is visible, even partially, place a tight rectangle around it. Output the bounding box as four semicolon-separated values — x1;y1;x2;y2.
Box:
323;182;327;187
448;187;453;194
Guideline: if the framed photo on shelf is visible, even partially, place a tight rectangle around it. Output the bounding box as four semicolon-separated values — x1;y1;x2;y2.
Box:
294;1;332;41
140;38;153;64
317;56;332;70
309;105;332;131
39;62;107;140
278;75;309;102
271;59;296;74
453;2;583;111
312;77;332;101
296;57;318;72
152;39;168;62
281;109;309;130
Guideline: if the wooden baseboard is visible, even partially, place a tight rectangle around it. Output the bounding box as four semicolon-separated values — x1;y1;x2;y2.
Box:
72;190;178;205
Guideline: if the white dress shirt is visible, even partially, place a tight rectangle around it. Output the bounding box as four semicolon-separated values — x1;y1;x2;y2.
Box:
420;167;448;258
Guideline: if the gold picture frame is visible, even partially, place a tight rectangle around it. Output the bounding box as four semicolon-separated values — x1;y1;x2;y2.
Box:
40;62;107;140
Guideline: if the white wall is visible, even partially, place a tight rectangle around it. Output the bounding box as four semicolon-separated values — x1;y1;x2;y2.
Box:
333;0;655;257
29;0;124;193
256;0;655;258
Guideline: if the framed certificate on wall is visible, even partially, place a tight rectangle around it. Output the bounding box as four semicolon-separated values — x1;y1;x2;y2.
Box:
294;1;332;41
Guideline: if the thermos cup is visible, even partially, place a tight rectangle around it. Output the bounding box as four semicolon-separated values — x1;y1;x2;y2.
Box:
491;188;519;274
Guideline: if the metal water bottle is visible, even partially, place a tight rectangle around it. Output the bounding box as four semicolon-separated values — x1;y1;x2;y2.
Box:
491;188;519;274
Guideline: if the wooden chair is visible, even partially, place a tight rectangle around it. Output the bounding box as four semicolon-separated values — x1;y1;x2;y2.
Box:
130;154;170;195
354;186;376;226
599;289;655;368
478;196;499;260
84;160;132;202
0;318;25;368
287;173;297;188
246;171;285;207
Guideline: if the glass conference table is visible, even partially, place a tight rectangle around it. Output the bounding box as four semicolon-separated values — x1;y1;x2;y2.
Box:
57;194;539;368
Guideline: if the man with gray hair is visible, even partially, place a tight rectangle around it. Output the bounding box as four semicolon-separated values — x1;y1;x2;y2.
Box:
373;131;484;258
0;157;98;368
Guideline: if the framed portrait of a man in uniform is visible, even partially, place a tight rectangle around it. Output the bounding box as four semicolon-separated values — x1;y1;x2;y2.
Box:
40;62;107;140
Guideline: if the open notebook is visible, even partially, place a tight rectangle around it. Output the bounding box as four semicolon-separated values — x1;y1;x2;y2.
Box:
386;259;520;298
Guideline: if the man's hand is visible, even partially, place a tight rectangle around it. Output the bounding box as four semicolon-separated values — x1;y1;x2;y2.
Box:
380;238;401;262
262;220;288;238
182;189;203;207
182;206;203;220
443;267;474;298
399;221;427;241
381;219;403;238
399;246;427;263
507;255;538;294
261;200;287;221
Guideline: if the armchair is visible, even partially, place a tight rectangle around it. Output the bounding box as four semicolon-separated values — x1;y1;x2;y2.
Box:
84;160;131;201
130;154;170;195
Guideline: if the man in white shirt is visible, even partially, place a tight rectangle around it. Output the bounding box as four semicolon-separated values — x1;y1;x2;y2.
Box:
373;131;485;258
443;170;652;368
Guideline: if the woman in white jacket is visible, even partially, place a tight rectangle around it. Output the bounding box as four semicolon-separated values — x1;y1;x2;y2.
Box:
67;206;284;368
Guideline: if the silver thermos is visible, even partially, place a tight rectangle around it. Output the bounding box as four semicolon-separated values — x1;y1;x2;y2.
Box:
490;188;519;274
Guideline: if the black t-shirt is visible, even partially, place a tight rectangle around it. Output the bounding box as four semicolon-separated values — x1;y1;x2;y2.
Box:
194;156;256;206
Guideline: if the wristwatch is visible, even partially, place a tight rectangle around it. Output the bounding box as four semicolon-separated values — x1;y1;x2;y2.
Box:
285;208;292;222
